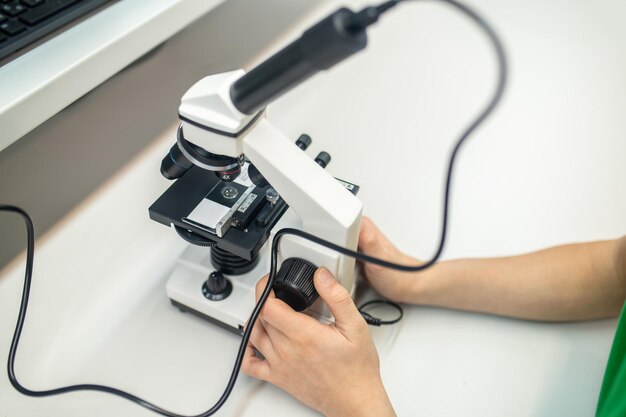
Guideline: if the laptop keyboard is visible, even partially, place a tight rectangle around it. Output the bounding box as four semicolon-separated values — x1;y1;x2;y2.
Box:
0;0;112;62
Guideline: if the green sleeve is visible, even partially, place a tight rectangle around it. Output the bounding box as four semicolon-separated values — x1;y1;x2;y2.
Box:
596;305;626;417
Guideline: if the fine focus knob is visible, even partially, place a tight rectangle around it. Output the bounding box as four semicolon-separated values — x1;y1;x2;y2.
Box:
314;151;331;168
273;258;318;311
295;134;312;150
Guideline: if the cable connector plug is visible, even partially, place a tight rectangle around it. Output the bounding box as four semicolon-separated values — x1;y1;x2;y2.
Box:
360;312;383;326
358;299;404;326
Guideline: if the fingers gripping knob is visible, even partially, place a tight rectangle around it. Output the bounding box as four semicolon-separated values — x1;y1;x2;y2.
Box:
273;258;319;311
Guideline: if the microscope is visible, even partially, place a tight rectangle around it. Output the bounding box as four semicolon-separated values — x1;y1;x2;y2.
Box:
149;7;376;333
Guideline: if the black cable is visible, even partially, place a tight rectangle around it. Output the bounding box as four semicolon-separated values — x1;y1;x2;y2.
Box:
3;201;269;416
4;0;507;415
358;300;404;326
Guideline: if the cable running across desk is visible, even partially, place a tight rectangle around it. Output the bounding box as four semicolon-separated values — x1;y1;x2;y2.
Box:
3;0;508;415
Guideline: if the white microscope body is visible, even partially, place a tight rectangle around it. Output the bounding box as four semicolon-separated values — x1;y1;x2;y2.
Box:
164;70;362;331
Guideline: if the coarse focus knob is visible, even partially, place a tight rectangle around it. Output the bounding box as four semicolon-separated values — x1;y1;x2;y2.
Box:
273;258;318;311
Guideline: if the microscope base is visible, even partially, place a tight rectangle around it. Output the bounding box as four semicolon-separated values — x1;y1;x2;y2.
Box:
166;240;274;334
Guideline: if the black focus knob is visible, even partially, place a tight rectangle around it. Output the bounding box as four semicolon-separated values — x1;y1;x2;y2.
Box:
202;271;233;301
314;151;331;168
273;258;318;311
295;134;312;150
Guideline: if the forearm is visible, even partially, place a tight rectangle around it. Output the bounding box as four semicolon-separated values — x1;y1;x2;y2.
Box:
405;238;626;321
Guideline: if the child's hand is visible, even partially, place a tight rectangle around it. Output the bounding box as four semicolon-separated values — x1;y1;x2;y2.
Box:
242;269;396;417
358;217;422;303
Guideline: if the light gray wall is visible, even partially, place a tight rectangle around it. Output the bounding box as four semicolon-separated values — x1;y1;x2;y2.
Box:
0;0;320;268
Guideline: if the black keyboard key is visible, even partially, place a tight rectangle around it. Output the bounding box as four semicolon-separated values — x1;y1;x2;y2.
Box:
18;0;79;25
0;33;6;43
22;0;44;6
1;2;26;16
0;13;6;23
0;19;26;35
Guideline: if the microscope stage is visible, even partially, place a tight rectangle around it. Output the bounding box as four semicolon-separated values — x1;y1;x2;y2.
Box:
149;165;288;261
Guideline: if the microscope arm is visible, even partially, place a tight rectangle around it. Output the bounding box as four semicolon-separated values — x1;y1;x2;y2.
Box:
243;119;362;313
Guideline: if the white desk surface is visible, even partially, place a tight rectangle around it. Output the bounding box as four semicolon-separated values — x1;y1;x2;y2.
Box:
2;0;626;416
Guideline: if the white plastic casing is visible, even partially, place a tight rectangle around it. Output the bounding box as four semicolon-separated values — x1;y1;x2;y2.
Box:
178;70;261;158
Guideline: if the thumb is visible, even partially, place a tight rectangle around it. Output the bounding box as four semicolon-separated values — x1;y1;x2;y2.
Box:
314;268;362;333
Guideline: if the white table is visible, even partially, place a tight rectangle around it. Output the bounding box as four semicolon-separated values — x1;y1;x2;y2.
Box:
2;0;625;416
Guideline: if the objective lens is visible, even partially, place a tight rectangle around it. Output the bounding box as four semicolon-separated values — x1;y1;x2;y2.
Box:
216;166;242;182
160;143;193;180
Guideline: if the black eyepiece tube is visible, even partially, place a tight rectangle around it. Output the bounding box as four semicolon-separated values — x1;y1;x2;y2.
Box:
230;8;368;115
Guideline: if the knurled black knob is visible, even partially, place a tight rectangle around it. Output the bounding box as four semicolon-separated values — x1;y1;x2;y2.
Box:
273;258;318;311
314;151;331;168
202;271;232;301
295;134;312;150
